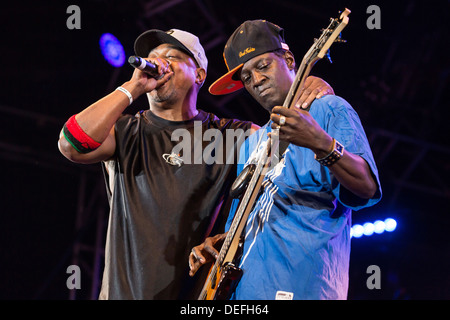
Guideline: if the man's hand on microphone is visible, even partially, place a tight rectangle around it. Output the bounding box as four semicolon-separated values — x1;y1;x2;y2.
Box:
131;57;173;95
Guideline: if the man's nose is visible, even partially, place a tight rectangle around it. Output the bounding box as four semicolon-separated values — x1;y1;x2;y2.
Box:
252;71;266;88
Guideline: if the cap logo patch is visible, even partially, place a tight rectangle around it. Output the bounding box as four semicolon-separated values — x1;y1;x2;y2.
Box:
239;47;255;58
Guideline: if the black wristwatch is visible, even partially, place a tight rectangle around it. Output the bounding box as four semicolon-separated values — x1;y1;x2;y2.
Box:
314;138;344;167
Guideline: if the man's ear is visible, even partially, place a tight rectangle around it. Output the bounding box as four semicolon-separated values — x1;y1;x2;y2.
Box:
284;50;296;71
195;68;207;86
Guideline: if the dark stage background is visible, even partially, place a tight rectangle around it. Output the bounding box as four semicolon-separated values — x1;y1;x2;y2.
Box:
1;0;449;300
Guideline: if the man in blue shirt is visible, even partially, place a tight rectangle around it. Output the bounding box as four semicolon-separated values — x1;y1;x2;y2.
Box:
189;19;382;300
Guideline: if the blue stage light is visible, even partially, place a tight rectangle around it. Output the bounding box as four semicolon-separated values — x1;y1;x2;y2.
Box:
363;222;375;236
351;224;364;238
351;218;397;238
373;220;385;234
99;33;125;67
384;218;397;232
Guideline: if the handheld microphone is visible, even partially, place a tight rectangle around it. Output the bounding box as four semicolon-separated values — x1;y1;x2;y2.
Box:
128;56;163;79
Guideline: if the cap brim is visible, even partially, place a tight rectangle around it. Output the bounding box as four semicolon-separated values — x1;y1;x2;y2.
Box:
208;64;244;95
134;30;193;60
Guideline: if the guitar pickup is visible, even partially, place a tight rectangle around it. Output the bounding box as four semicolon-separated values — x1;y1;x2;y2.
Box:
215;263;243;300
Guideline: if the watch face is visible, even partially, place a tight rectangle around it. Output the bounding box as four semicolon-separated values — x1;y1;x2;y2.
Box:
315;139;344;167
335;141;344;155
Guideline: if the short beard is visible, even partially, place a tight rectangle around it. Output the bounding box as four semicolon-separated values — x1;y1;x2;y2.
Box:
147;87;176;104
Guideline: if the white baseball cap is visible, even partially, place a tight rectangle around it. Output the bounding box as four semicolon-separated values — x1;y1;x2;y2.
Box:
134;28;208;72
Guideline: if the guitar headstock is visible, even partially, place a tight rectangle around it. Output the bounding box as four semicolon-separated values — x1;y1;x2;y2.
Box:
283;8;351;112
313;8;351;61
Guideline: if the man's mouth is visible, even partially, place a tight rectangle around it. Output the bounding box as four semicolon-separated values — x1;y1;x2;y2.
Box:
156;75;172;90
258;87;270;97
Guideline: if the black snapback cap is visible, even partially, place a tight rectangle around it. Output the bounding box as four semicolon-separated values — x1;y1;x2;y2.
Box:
209;19;289;95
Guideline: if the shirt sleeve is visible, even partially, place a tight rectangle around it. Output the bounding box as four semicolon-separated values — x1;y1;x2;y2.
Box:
318;95;382;211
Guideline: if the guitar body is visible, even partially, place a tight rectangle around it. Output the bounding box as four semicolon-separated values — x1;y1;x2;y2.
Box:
202;262;243;300
198;8;351;300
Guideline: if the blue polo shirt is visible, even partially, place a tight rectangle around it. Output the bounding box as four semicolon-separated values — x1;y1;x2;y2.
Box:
226;95;382;300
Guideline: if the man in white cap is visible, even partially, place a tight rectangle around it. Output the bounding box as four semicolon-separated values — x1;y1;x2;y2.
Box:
58;27;333;299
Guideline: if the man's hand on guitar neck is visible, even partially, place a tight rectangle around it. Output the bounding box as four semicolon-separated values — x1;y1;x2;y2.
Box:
189;232;227;277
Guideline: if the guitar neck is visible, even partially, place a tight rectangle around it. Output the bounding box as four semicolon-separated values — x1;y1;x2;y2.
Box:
198;135;274;300
277;47;318;155
213;140;269;265
283;47;319;110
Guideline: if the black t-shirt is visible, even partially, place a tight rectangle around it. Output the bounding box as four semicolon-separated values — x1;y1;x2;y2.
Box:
99;109;252;299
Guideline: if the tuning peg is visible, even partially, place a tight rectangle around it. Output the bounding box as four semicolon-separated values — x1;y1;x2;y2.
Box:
334;32;347;43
